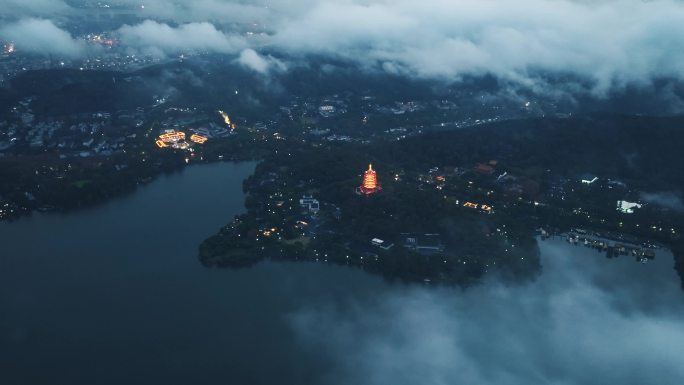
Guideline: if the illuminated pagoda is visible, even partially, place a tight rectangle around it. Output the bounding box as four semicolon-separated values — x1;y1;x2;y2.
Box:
357;163;382;195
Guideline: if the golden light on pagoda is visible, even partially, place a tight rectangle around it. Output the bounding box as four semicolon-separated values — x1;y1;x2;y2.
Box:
358;163;381;194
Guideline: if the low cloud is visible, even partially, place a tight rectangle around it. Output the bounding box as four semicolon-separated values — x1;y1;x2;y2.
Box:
112;0;272;25
116;20;246;57
0;18;84;57
640;191;684;212
266;0;684;94
106;0;684;94
236;48;286;75
289;240;684;385
1;0;72;20
3;1;684;95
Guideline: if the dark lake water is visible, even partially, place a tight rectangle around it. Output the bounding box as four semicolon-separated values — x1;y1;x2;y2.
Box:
2;162;683;385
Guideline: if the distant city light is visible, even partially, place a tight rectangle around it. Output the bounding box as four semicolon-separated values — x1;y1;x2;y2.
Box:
3;42;16;55
86;34;116;47
218;110;237;131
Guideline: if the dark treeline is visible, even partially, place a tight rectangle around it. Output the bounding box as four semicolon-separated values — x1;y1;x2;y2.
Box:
382;114;684;189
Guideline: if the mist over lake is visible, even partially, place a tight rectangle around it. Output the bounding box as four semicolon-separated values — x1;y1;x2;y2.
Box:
1;162;681;385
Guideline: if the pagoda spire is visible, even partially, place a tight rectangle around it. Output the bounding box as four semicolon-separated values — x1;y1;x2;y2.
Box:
358;163;381;195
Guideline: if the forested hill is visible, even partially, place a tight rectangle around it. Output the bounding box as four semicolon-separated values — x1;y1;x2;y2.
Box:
382;114;684;191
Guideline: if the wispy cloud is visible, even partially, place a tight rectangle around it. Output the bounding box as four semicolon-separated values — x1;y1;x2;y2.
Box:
116;20;246;57
2;0;72;19
0;18;84;57
289;240;684;385
641;191;684;212
236;48;286;75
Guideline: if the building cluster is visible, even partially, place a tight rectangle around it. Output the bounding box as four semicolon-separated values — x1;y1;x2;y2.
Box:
0;99;143;159
562;231;657;263
155;129;209;150
367;100;427;115
84;33;116;47
318;97;348;118
153;110;240;150
299;195;320;214
463;201;494;214
0;49;162;84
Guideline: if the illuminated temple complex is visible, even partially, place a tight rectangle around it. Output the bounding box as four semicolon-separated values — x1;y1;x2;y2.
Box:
357;164;381;195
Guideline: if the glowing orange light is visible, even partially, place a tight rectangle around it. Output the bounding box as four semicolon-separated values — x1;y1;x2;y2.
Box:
190;134;208;144
158;131;185;143
359;163;381;194
220;111;230;125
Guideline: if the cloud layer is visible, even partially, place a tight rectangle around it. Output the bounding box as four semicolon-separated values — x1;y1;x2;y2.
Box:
641;191;684;212
116;20;246;57
0;18;84;57
267;0;684;92
289;240;684;385
236;48;286;74
2;1;684;92
1;0;72;20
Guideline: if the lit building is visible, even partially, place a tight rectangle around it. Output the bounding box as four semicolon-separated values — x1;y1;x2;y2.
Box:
87;34;115;47
158;130;186;143
156;130;191;150
319;105;336;117
358;164;381;195
300;195;320;214
190;134;208;144
581;174;599;184
371;238;393;250
617;200;642;214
